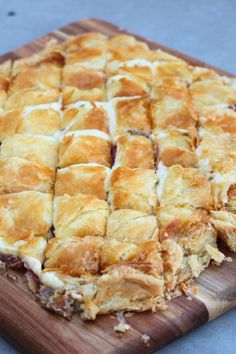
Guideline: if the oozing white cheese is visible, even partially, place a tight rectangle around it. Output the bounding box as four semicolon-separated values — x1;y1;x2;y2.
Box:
23;256;42;275
64;129;111;141
156;162;168;201
40;271;65;289
23;101;61;116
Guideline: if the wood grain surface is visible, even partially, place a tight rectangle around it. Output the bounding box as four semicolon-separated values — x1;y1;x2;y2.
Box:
0;18;236;354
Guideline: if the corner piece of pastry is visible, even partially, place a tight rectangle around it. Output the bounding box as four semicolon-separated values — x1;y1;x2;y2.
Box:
62;101;109;133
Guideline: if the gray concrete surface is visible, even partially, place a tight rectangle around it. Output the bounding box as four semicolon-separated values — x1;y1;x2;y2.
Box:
0;0;235;353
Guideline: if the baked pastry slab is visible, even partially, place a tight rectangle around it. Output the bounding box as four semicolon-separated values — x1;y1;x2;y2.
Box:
0;31;234;322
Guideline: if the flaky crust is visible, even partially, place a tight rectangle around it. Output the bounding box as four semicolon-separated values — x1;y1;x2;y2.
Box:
109;167;157;214
106;209;158;244
58;132;111;168
55;164;109;199
53;194;109;238
0;191;53;242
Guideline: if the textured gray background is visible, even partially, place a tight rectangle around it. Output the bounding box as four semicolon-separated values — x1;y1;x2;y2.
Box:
0;0;235;353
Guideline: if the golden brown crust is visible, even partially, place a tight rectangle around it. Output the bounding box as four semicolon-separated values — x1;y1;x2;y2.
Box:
157;164;212;209
151;79;198;131
58;132;111;168
115;134;154;169
109;167;157;214
106;209;158;244
107;74;149;99
0;157;55;194
5;89;60;110
113;97;151;137
0;191;53;243
44;236;105;276
108;34;153;62
62;103;109;133
0;134;58;169
153;128;197;167
53;194;109;238
153;62;193;83
189;79;236;111
55;164;109;200
0;107;61;140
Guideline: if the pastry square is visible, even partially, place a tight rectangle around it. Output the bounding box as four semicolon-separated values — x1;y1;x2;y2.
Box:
0;191;53;242
108;97;151;138
62;101;109;133
153;62;193;83
210;159;236;210
151;78;198;131
81;264;164;320
106;209;158;244
0;103;61;140
158;205;223;293
55;164;110;200
197;129;236;172
113;133;155;169
0;60;11;109
5;88;60;110
109;167;157;214
43;236;105;277
211;211;236;251
58;130;111;168
189;79;236;111
9;44;64;94
106;59;153;83
100;240;163;276
53;194;110;238
156;163;211;209
108;34;154;62
0;236;47;276
0;157;55;194
199;108;236;135
153;128;197;167
62;65;106;105
0;134;58;169
65;32;108;70
106;74;149;99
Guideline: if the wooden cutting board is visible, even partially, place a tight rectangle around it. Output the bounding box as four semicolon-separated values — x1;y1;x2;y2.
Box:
0;18;236;354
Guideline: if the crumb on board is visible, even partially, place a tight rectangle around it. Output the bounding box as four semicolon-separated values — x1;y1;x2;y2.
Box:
0;261;6;272
187;295;192;301
6;273;18;281
141;334;150;346
225;257;233;262
114;322;131;333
